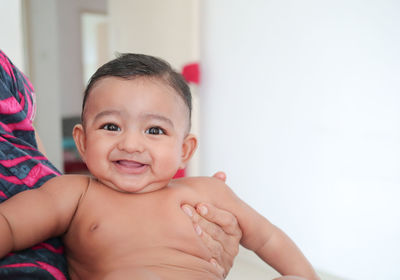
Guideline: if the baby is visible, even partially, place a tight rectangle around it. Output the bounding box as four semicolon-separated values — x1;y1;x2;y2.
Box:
0;53;319;280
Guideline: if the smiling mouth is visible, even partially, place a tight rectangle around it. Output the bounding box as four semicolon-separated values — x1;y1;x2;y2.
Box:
114;160;149;174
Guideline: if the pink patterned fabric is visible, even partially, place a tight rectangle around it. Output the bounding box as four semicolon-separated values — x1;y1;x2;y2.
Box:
0;50;68;279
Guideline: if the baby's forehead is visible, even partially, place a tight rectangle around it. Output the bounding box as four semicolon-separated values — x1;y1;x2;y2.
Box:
84;76;191;129
91;76;183;103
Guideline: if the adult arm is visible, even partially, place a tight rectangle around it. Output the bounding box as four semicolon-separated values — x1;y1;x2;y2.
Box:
181;172;242;278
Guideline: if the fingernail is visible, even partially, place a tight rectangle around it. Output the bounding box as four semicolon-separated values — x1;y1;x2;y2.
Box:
198;205;208;216
210;259;217;267
194;224;202;235
182;205;193;217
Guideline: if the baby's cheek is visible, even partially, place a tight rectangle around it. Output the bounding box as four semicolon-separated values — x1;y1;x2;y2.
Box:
158;153;182;175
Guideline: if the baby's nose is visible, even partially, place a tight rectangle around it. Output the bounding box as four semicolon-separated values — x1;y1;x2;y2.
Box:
118;131;145;153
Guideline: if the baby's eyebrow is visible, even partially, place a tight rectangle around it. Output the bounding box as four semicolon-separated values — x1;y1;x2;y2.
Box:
142;113;174;127
93;110;121;121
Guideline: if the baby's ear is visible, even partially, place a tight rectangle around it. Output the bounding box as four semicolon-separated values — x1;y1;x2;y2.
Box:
179;134;198;169
72;124;87;162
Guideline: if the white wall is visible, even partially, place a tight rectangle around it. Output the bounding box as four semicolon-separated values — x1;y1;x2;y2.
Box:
26;0;64;170
108;0;202;175
108;0;199;67
0;1;25;70
55;0;107;118
200;1;400;279
24;0;107;171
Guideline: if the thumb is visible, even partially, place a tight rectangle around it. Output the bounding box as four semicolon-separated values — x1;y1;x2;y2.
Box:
212;171;226;182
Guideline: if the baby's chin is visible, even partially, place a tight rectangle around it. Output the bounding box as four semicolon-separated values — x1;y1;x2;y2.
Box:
98;178;169;194
133;180;172;193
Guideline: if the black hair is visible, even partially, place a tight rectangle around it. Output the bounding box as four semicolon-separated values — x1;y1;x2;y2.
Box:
82;53;192;127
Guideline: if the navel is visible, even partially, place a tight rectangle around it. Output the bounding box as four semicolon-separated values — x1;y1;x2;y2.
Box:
89;223;99;232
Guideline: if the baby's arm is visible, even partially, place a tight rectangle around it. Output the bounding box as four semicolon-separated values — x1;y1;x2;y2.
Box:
249;224;319;280
191;177;319;280
0;175;88;258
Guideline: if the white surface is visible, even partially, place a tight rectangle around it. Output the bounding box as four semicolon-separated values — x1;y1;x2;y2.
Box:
200;1;400;279
23;0;107;171
227;247;345;280
108;0;199;67
0;0;25;70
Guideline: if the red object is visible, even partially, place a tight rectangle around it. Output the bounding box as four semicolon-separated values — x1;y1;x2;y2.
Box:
64;161;89;174
173;169;186;178
182;62;200;85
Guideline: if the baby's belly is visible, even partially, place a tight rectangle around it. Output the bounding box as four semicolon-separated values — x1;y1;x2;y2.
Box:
68;246;222;280
65;179;222;279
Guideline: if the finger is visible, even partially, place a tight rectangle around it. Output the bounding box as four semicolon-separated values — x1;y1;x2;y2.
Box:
182;204;213;237
212;171;226;182
198;229;225;266
210;258;226;279
181;204;195;218
182;204;228;255
182;204;233;272
193;212;232;255
195;203;241;262
196;203;242;238
200;229;233;276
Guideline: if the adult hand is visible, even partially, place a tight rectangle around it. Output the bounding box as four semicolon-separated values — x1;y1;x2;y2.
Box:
181;171;242;278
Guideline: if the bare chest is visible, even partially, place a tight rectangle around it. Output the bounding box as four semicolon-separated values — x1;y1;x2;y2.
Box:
63;183;212;270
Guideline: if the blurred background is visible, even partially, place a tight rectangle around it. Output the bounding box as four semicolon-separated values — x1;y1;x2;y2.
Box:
1;1;400;279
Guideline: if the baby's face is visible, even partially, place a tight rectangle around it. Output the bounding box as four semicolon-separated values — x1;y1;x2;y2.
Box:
76;76;194;193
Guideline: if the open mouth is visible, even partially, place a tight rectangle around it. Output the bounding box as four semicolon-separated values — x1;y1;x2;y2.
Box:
114;160;149;174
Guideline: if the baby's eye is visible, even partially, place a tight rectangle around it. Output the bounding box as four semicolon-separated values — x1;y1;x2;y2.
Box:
145;127;165;135
101;123;120;131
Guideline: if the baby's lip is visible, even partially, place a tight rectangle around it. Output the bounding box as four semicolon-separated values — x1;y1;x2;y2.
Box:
116;160;146;167
114;160;149;174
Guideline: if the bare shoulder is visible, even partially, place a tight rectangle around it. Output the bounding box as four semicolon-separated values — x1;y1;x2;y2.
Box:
169;176;237;204
39;174;91;198
170;176;229;191
38;174;92;231
43;174;90;186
